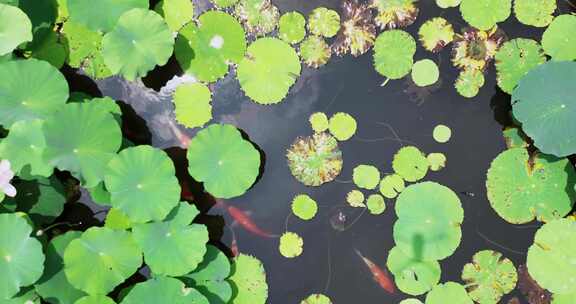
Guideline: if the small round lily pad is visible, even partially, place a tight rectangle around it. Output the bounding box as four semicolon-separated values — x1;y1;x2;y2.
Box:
387;246;441;296
299;35;331;68
329;112;357;141
373;30;416;80
291;194;318;220
173;83;213;128
425;282;473;304
234;0;279;36
371;0;419;29
346;190;365;207
460;0;511;31
279;12;306;44
366;194;386;215
353;164;380;190
514;0;556;27
411;59;439;87
309;112;329;133
307;7;340;38
300;294;332;304
286;133;343;186
436;0;462;8
542;14;576;61
379;174;405;199
427;153;447;171
462;250;517;303
279;232;303;258
455;69;485;98
392;146;429;182
433;124;451;143
418;18;454;52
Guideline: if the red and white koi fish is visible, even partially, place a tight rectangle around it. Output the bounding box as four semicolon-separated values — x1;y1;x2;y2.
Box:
229;226;239;257
167;119;191;148
217;199;277;238
354;249;395;294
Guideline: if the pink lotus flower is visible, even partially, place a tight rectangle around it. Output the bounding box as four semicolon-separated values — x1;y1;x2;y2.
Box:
0;160;17;198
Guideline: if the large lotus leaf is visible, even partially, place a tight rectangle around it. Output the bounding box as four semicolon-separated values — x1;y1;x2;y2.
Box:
43;102;122;188
103;8;174;81
0;119;52;177
0;4;32;55
279;12;306;44
460;0;511;30
67;0;148;32
527;219;576;295
237;37;301;104
175;11;246;82
0;214;45;300
487;148;576;224
184;245;233;304
173;83;212;128
542;15;576;61
75;296;116;304
307;7;340;38
63;227;142;295
105;145;181;223
373;30;416;80
187;124;261;199
229;254;268;304
394;182;464;261
495;38;546;94
121;277;208;304
154;0;193;32
300;294;332;304
462;250;517;303
164;201;200;227
35;231;86;304
425;282;473;304
392;146;429;182
234;0;279;36
514;0;555;27
386;246;441;296
0;59;68;128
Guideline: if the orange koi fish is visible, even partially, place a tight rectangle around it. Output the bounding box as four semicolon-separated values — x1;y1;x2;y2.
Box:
217;199;276;238
167;120;191;148
229;226;239;257
355;249;395;294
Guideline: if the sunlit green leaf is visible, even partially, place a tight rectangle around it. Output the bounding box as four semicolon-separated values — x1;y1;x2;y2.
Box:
0;3;32;56
392;146;429;182
279;232;303;258
234;0;279;36
328;112;357;141
353;164;380;190
309;112;329;133
387;246;441;296
67;0;147;32
462;250;517;303
373;30;416;80
411;59;439;87
418;18;454;53
299;35;331;68
460;0;511;30
291;194;318;220
122;277;208;304
154;0;193;32
514;0;555;27
279;12;306;44
495;38;546;94
425;282;473;304
307;7;340;38
173;83;213;128
366;194;386;215
346;190;365;207
287;133;343;187
229;254;268;304
379;174;405;199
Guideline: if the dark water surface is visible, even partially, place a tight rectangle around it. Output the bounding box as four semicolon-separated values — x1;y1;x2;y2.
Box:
66;0;575;303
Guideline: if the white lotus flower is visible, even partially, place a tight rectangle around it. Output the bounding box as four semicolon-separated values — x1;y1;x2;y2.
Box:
0;160;17;198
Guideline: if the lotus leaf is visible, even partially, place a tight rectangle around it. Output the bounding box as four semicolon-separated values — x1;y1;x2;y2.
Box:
0;4;32;55
286;133;343;186
366;194;385;215
27;30;68;69
412;59;439;87
7;287;41;304
187;124;261;198
211;0;238;8
307;7;340;38
379;174;405;199
279;12;306;44
173;83;212;128
386;246;441;296
0;59;68;128
486;148;576;223
425;282;473;304
43;102;122;188
542;15;576;61
291;194;318;220
0;53;12;63
460;0;511;31
299;35;331;68
309;112;329;133
418;18;454;53
154;0;193;32
279;232;303;258
400;299;423;304
331;0;376;57
370;0;418;29
237;37;301;104
0;213;45;300
175;11;246;82
427;153;446;172
103;8;174;81
105;145;181;223
164;201;200;227
527;219;576;295
105;208;132;230
75;296;116;304
373;30;416;80
329;112;357;141
394;182;464;260
461;250;517;303
392;146;429;182
88;183;112;207
183;245;232;304
229;254;268;304
436;0;461;8
495;38;546;94
455;69;485;98
67;0;148;32
502;127;528;149
121;276;208;304
432;124;451;143
552;293;576;304
234;0;279;36
346;190;365;207
513;0;555;27
353;164;380;190
300;294;332;304
0;119;52;177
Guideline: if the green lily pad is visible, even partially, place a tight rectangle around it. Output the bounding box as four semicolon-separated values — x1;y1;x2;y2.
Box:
353;164;380;190
0;213;45;300
370;0;418;29
279;232;303;258
279;12;306;44
0;119;52;177
309;112;329;133
43;102;122;188
425;282;473;304
427;153;446;171
495;38;546;94
105;208;132;230
291;194;318;221
67;0;147;32
418;18;454;53
366;194;386;215
229;254;268;304
0;3;32;56
122;277;208;304
299;35;331;68
173;83;213;128
400;299;423;304
63;227;142;295
542;15;576;61
436;0;461;8
379;174;405;199
513;0;556;27
211;0;238;8
433;124;451;143
460;0;511;30
392;146;429;182
328;112;357;141
234;0;279;36
0;58;68;128
373;30;416;80
183;245;232;304
552;293;576;304
387;246;441;296
154;0;193;32
486;148;576;224
307;7;340;38
75;296;116;304
411;59;439;87
512;61;576;156
103;8;174;81
164;201;200;227
26;30;68;69
346;190;365;208
300;294;332;304
61;21;102;70
455;69;485;98
175;11;246;82
187;124;261;199
462;250;517;304
237;37;301;104
6;287;41;304
502;127;528;149
105;145;181;223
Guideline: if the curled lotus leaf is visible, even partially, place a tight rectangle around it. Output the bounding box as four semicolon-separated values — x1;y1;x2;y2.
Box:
279;12;306;44
452;27;507;72
495;38;546;94
173;83;213;128
370;0;418;30
346;190;365;207
425;282;473;304
427;153;446;171
331;0;376;57
67;0;147;32
392;146;429;182
286;132;343;187
411;59;439;87
299;35;331;68
234;0;279;36
436;0;461;8
373;30;416;80
418;17;454;53
74;296;116;304
379;174;405;198
307;7;340;38
366;194;386;215
542;15;576;61
154;0;193;32
291;194;318;220
309;112;329;133
300;294;332;304
0;3;32;56
279;232;303;258
460;0;511;31
486;148;576;224
462;250;517;303
229;254;268;304
352;164;380;190
455;69;485;98
387;246;441;296
121;276;208;304
514;0;556;27
328;112;357;141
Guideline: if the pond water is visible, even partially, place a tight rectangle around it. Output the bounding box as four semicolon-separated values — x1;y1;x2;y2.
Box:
62;0;575;303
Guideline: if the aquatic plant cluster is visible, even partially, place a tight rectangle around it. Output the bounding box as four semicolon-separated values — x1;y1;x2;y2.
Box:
0;0;575;303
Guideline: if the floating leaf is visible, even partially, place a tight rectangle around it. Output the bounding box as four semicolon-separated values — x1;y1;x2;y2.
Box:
400;299;423;304
183;245;232;304
452;27;506;72
427;153;446;172
173;83;212;128
512;61;576;156
353;164;380;190
75;296;116;304
105;208;132;230
346;190;365;207
432;124;451;143
366;194;386;215
370;0;418;29
279;232;303;258
307;7;340;38
27;30;68;69
462;250;517;303
392;146;429;182
373;30;416;80
122;277;208;304
187;124;261;198
552;293;576;304
234;0;279;36
455;69;485;98
387;246;441;296
175;11;246;82
411;59;439;87
542;14;576;61
418;17;454;53
211;0;238;8
229;254;268;304
0;213;45;300
379;174;405;199
291;194;318;220
237;37;301;104
513;0;555;27
502;127;528;149
299;35;331;68
425;282;473;304
328;112;357;141
103;9;174;81
0;3;32;56
0;58;68;128
460;0;511;31
154;0;193;32
436;0;461;8
300;294;332;304
309;112;329;133
286;133;343;187
331;0;376;57
0;119;52;177
495;38;546;94
279;12;306;44
67;0;147;32
486;148;576;224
